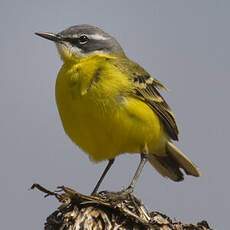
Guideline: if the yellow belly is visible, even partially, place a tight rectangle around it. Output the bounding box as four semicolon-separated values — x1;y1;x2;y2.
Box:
55;61;167;162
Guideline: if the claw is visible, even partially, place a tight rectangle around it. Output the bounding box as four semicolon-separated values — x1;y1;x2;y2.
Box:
119;186;134;195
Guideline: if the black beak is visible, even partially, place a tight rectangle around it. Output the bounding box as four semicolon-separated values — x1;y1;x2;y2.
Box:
35;32;61;42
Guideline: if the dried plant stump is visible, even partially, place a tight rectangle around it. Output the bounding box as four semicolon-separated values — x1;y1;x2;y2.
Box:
31;183;212;230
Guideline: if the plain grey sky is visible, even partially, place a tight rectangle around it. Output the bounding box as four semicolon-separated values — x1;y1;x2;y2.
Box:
0;0;229;229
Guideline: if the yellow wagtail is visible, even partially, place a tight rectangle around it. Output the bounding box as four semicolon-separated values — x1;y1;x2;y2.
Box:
36;24;200;194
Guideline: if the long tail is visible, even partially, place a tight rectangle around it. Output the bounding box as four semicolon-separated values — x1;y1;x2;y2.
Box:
148;142;201;181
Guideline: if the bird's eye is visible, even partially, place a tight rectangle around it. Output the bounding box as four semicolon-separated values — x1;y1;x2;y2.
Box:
78;35;89;44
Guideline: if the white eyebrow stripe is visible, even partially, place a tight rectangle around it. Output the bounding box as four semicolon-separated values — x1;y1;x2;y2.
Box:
88;34;109;40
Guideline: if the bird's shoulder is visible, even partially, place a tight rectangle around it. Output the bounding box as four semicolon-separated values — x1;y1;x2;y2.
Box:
110;57;179;141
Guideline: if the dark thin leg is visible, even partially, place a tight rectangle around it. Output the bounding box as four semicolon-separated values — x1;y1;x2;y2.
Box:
124;153;148;193
91;159;115;195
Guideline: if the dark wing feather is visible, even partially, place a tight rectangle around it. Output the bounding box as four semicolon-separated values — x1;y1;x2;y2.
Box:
113;58;179;141
133;74;179;140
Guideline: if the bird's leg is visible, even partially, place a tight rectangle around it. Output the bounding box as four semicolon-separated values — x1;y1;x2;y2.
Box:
122;153;148;194
91;158;115;195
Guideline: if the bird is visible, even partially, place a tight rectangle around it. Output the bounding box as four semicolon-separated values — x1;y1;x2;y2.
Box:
35;24;200;194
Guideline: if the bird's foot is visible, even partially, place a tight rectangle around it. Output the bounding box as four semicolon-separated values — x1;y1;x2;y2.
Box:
97;186;134;201
119;186;134;195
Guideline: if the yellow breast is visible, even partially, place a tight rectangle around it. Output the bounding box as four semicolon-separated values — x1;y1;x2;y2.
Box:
55;55;166;161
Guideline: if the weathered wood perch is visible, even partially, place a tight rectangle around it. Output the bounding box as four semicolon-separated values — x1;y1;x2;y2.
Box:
31;183;212;230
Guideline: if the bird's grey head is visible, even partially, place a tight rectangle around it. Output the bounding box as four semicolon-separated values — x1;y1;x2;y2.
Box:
36;24;125;60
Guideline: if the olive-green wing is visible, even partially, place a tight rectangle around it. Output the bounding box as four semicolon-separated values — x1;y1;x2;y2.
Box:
113;58;179;141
